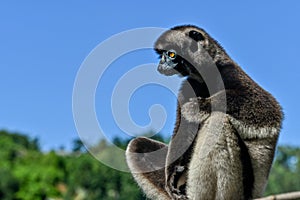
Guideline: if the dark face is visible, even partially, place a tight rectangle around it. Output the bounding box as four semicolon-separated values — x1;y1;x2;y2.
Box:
156;47;202;79
155;27;208;78
155;48;193;77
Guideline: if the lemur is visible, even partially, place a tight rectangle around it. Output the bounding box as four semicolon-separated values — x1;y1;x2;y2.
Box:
126;25;283;200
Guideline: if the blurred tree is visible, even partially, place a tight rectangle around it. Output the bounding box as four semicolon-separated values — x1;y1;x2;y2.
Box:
113;137;129;150
0;130;39;151
72;139;86;153
13;151;65;200
265;146;300;195
0;168;19;200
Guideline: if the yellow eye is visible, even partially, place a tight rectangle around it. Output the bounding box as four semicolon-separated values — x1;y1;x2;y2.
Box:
167;51;176;59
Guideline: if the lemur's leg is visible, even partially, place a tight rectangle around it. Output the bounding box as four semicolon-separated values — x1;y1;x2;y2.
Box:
126;137;170;200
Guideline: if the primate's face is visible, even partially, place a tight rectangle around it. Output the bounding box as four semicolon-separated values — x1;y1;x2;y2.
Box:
154;27;208;79
155;48;192;77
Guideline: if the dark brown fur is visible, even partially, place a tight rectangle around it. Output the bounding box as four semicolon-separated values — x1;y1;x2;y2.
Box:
126;25;283;200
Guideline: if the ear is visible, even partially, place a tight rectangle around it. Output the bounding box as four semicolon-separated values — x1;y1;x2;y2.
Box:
188;30;205;42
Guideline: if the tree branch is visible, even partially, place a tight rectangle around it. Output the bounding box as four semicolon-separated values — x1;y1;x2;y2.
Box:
255;191;300;200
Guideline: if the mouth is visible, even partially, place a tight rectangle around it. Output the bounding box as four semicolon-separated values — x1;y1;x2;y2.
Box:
157;62;178;76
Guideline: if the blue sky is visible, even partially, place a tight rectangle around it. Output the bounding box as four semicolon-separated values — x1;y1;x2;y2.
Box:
0;1;299;151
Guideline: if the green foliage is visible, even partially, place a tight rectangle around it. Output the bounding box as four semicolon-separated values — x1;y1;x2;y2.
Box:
265;146;300;195
0;168;19;200
0;130;145;200
13;151;65;200
1;129;299;199
0;130;39;151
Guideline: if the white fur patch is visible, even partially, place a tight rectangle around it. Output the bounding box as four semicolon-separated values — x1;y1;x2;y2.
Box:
182;101;280;140
228;116;280;139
